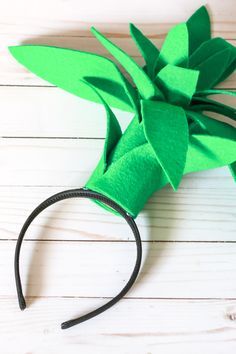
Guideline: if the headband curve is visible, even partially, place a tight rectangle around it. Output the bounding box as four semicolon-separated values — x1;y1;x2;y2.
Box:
14;188;142;329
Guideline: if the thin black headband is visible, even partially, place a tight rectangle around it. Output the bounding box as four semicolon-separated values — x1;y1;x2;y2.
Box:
14;188;142;329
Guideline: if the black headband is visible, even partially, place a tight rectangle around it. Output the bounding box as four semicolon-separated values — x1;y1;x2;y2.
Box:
14;188;142;329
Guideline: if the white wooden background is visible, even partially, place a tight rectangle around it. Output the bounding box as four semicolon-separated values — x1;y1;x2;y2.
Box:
0;1;236;353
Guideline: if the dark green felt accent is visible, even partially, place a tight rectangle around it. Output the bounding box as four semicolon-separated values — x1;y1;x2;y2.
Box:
9;5;236;217
187;111;236;140
187;5;211;55
189;38;236;85
130;23;159;79
188;38;233;68
195;89;236;97
191;97;236;121
194;48;232;90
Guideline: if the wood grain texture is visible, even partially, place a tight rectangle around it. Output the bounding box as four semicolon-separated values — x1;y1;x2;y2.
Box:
0;0;235;353
1;298;236;354
0;87;235;138
1;241;236;298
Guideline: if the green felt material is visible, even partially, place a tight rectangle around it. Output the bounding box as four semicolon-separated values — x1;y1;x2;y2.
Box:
9;6;236;218
142;100;188;190
187;111;236;140
109;115;147;163
130;23;159;79
91;27;163;100
194;48;232;90
82;81;122;174
156;64;199;106
8;45;138;113
191;97;236;121
196;89;236;97
188;37;236;89
184;135;236;174
155;23;189;72
187;6;211;55
189;38;234;68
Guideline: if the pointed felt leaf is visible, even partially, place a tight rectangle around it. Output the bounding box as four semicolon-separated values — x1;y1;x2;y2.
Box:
195;89;236;97
191;97;236;120
155;23;189;72
185;134;236;174
9;45;137;113
187;6;211;55
82;81;122;177
187;110;236;182
91;27;162;100
156;64;199;105
129;23;159;79
189;37;233;67
109;114;147;163
141;100;189;189
86;142;163;218
216;48;236;84
194;48;232;90
188;37;236;85
187;111;236;140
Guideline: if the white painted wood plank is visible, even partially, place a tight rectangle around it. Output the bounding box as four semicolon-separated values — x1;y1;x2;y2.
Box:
0;186;235;242
1;241;236;298
0;138;235;187
1;297;236;354
0;87;235;138
0;87;132;138
1;0;235;32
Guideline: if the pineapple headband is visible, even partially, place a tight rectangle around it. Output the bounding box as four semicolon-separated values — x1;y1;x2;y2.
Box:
10;6;236;329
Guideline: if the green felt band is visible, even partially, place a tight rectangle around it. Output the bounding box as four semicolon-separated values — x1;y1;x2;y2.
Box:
9;6;236;218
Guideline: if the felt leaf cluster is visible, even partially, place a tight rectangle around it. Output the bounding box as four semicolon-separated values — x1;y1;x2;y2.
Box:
9;6;236;217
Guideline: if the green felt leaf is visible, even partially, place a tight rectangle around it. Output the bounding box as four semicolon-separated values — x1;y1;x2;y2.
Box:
141;100;188;189
185;134;236;174
188;37;236;88
194;48;232;90
9;45;137;113
91;27;162;100
189;37;233;67
129;23;159;79
109;114;147;163
86;142;163;218
83;81;122;179
196;89;236;97
155;23;189;72
187;6;211;55
187;111;236;140
156;64;199;106
216;49;236;84
191;97;236;120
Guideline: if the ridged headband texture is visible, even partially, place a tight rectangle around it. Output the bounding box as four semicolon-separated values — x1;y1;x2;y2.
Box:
10;6;236;329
